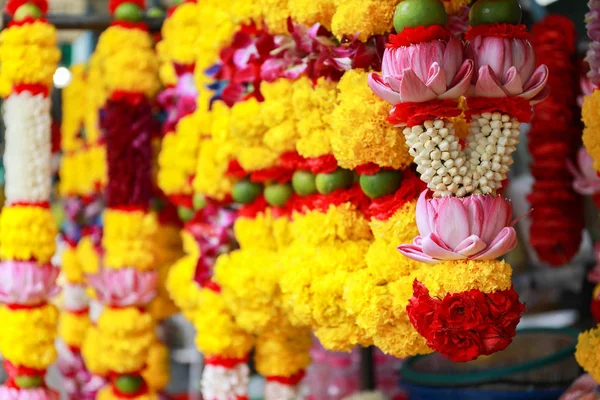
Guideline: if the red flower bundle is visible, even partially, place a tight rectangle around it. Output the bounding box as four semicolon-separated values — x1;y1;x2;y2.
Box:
407;282;525;362
527;15;584;266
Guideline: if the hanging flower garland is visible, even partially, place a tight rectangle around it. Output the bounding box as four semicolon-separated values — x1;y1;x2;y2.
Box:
369;0;547;362
80;0;163;398
0;0;61;398
527;15;584;266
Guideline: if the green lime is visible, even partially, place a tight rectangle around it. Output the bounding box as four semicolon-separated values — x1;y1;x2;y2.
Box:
232;180;263;204
14;375;44;389
393;0;447;33
146;6;165;17
264;183;293;207
14;3;42;20
292;171;317;197
315;168;354;195
114;375;144;394
360;170;404;199
470;0;522;26
114;3;143;21
177;206;194;222
193;193;206;210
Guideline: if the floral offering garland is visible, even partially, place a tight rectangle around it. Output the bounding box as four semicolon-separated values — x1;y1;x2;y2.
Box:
0;0;61;398
528;15;583;266
79;0;164;398
369;0;547;361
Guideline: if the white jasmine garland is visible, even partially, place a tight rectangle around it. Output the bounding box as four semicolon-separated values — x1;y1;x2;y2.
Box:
3;91;52;204
264;380;304;400
403;112;519;197
62;283;90;312
201;362;249;400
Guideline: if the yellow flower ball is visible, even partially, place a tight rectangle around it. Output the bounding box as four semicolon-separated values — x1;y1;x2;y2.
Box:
166;253;202;320
97;387;159;400
583;90;600;171
330;0;396;41
255;328;312;377
143;340;170;392
82;326;109;376
331;69;412;170
59;311;90;349
77;235;100;275
62;245;84;284
576;325;600;383
289;0;335;28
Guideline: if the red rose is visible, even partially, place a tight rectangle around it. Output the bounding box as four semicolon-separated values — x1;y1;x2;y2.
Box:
432;329;483;362
407;281;440;339
486;287;525;329
479;325;512;355
438;290;487;330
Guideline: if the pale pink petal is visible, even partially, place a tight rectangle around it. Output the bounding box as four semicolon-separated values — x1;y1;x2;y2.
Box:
475;37;506;80
502;66;524;96
481;196;511;243
426;62;447;95
475;66;510;98
384;75;402;93
400;68;438;103
574;180;600;196
442;36;462;85
368;73;403;104
454;235;488;257
435;197;470;249
511;39;535;84
527;84;551;105
412;42;445;85
421;233;466;260
472;227;517;260
397;244;439;264
521;64;549;101
440;59;473;99
0;386;60;400
415;190;432;236
463;195;484;237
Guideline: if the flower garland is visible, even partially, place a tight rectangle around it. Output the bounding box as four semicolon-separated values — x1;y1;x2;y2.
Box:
527;15;584;266
80;0;163;398
369;0;546;361
0;0;61;398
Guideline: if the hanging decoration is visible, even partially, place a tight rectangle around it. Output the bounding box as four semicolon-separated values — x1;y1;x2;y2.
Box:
0;0;61;398
528;15;583;266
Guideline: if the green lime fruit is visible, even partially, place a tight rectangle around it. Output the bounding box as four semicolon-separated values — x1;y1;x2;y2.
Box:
14;375;44;389
470;0;522;26
177;206;194;222
193;193;206;210
315;168;354;195
146;6;165;17
264;183;293;207
14;3;42;20
360;170;404;199
114;3;143;22
393;0;447;33
292;171;317;197
232;179;263;204
114;375;144;394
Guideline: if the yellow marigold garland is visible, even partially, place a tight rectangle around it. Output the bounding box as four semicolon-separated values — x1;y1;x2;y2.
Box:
576;325;600;383
582;89;600;171
58;311;91;349
255;327;313;378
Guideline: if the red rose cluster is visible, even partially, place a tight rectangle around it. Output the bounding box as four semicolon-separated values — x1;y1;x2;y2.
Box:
527;15;584;266
407;281;525;362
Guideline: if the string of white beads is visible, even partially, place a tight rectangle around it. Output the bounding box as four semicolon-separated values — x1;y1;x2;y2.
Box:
403;112;520;197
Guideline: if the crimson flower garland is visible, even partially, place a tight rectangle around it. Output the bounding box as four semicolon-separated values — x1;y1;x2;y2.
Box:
527;15;584;266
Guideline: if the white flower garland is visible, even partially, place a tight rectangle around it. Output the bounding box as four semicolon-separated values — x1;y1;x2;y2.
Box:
3;91;52;204
264;380;304;400
62;283;90;312
201;362;249;400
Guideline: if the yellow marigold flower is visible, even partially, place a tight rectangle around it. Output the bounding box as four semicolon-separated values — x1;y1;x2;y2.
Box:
59;153;80;197
583;90;600;171
193;288;254;358
62;245;84;284
195;2;237;74
260;0;292;34
77;235;100;275
331;0;396;41
59;311;90;349
290;203;372;245
97;387;159;400
103;209;157;271
315;322;373;352
161;3;202;65
82;326;109;375
234;211;291;251
193;137;235;200
331;69;412;169
0;205;57;263
262;79;298;153
289;0;335;28
255;328;312;377
61;65;87;153
0;304;58;369
143;340;170;392
87;144;108;192
293;77;337;158
97;307;156;373
576;325;600;383
166;255;202;320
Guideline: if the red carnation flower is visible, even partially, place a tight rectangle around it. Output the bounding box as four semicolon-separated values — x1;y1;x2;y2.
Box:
438;290;487;330
406;281;440;336
432;329;483;363
480;324;512;354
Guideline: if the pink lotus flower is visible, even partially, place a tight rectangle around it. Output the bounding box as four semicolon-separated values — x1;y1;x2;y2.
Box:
368;36;474;103
87;268;157;307
567;147;600;196
468;36;549;103
398;191;518;264
0;387;59;400
0;261;59;305
579;75;595;107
